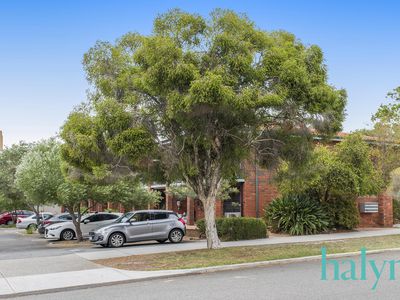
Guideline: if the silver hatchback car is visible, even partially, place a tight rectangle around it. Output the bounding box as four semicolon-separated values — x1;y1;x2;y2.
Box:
89;210;186;248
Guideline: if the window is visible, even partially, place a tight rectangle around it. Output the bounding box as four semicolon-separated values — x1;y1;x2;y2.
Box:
87;214;107;222
223;183;242;214
131;212;151;222
103;214;119;220
59;215;72;220
154;213;168;220
117;213;134;223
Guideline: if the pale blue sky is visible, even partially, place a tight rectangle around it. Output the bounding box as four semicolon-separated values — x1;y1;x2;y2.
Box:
1;1;399;146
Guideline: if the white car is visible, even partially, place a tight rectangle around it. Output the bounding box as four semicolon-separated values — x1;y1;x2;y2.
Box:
16;213;53;229
44;212;122;241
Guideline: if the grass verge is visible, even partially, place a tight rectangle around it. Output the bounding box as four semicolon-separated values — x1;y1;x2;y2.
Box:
0;224;16;228
95;234;400;271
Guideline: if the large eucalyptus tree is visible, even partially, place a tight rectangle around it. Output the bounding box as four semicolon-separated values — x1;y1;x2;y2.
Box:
61;9;346;248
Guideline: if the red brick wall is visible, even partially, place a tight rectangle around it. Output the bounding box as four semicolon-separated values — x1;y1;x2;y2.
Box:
378;193;393;227
242;161;279;218
356;194;393;227
357;196;380;227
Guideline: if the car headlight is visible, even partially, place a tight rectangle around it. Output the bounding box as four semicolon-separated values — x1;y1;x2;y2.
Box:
49;225;62;230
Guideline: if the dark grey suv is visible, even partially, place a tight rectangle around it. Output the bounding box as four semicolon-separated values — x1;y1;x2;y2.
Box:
89;210;186;248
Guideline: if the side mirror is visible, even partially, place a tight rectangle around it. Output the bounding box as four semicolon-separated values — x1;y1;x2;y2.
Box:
83;219;90;224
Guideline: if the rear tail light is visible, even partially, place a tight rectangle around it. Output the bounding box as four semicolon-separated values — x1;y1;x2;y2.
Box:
17;218;21;223
178;218;186;226
43;220;51;225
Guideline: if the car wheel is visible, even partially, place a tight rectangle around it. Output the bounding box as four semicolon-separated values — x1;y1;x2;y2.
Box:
28;224;37;230
168;229;183;243
60;229;75;241
157;239;168;244
6;220;13;225
108;233;125;248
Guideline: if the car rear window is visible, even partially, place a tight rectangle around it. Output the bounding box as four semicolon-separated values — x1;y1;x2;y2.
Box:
154;213;168;220
168;213;178;219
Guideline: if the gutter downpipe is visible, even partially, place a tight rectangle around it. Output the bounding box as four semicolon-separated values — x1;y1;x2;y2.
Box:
255;152;259;218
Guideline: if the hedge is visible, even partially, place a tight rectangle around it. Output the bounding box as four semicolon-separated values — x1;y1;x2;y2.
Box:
196;217;267;241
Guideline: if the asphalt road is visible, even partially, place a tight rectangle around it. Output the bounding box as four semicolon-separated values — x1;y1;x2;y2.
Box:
12;251;400;300
0;228;93;260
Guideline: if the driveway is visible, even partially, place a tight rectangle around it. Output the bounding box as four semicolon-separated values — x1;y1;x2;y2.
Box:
0;228;94;260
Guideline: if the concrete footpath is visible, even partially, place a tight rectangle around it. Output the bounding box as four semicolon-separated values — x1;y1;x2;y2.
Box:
1;227;399;298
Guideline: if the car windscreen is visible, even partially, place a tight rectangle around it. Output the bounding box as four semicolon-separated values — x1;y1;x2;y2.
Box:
115;212;134;223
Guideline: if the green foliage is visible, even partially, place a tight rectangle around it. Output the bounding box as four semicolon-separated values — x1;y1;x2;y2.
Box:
196;217;267;241
276;133;381;230
393;200;400;223
57;181;88;209
336;134;383;195
63;8;346;192
25;226;35;234
167;180;238;201
322;198;360;230
0;142;33;211
92;181;161;211
15;140;64;210
389;168;400;200
264;195;329;235
61;9;346;248
278;134;382;199
366;86;400;186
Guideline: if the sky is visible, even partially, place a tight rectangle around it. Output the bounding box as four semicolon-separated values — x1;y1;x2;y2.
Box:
1;0;399;147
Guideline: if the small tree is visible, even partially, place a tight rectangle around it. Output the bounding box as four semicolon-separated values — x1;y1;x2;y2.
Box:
56;181;88;240
367;86;400;185
15;140;60;223
277;134;382;229
0;142;32;219
61;9;346;248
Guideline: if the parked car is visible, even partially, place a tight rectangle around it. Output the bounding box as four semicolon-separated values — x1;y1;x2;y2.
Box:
16;213;53;229
0;210;34;225
38;213;78;234
44;212;122;241
89;210;186;248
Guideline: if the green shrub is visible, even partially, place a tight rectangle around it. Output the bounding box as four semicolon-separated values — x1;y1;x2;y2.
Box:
264;195;329;235
394;199;400;223
322;197;360;230
25;226;34;234
196;217;267;241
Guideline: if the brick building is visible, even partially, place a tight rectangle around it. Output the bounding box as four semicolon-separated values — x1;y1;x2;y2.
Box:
149;132;393;227
88;132;393;228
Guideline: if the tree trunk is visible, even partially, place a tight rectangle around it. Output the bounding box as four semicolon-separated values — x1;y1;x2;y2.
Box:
68;205;83;242
202;197;221;249
73;218;84;242
28;205;40;226
36;205;40;225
